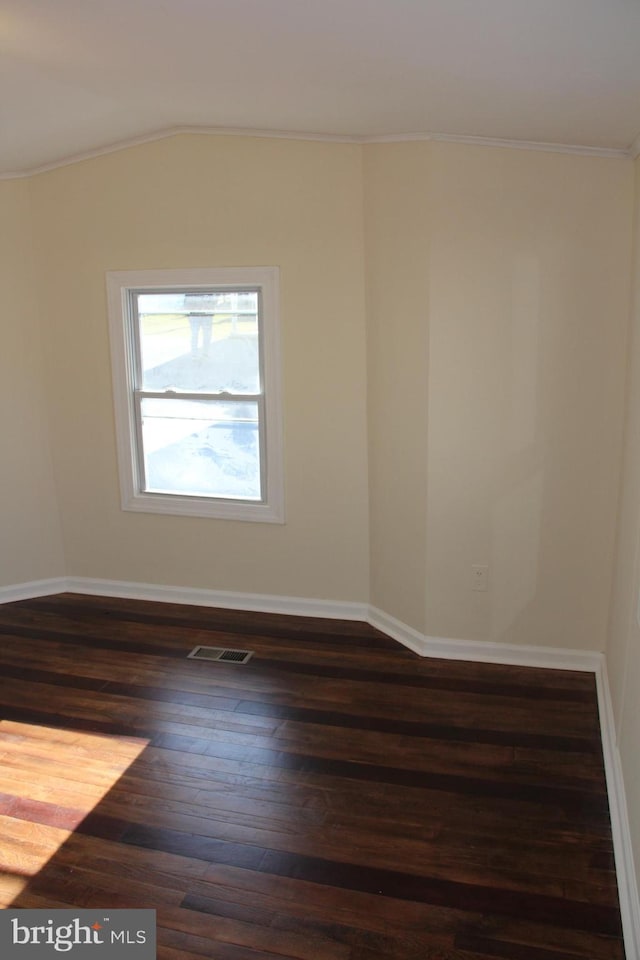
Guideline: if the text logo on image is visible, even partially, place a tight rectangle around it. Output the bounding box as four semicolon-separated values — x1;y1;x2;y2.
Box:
0;910;156;958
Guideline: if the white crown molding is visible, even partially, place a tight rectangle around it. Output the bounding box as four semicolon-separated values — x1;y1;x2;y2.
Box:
0;126;362;180
0;128;205;180
1;574;638;957
432;132;630;161
178;125;360;145
0;126;633;180
365;131;629;160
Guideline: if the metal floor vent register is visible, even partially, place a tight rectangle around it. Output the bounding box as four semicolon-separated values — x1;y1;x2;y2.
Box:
187;645;254;664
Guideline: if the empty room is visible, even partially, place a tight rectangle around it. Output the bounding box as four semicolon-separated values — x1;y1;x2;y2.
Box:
1;2;640;958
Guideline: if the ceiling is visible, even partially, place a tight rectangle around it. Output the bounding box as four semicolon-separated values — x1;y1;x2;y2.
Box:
2;0;640;177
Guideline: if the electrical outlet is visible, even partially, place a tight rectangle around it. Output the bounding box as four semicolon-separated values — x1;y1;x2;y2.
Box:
472;564;489;592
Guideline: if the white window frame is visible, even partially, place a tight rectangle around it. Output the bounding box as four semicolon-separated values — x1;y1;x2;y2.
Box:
107;267;284;523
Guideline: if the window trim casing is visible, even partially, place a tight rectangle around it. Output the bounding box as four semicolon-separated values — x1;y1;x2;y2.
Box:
107;266;284;523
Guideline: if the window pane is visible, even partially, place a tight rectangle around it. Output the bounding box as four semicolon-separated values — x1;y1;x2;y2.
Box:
137;291;260;394
141;398;261;500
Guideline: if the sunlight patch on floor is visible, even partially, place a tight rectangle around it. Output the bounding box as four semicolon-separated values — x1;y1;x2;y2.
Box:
0;867;35;907
0;721;149;903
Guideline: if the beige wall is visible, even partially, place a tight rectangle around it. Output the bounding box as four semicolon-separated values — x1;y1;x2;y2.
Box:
426;143;632;649
4;133;634;657
364;143;430;630
0;180;64;586
362;140;632;648
608;154;640;905
28;135;370;602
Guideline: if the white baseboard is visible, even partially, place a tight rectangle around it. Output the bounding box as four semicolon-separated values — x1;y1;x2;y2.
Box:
0;577;68;604
367;605;428;656
368;604;603;671
595;660;640;958
64;576;369;622
0;576;615;673
0;579;602;671
2;574;638;955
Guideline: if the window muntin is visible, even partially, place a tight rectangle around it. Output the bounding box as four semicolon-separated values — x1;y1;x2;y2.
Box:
107;268;283;522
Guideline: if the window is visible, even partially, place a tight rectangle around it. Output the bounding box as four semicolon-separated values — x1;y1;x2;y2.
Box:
107;267;283;522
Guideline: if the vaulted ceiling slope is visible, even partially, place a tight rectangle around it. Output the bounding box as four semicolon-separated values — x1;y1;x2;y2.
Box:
2;0;640;177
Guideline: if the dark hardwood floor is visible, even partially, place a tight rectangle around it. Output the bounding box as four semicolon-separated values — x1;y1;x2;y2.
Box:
0;592;625;959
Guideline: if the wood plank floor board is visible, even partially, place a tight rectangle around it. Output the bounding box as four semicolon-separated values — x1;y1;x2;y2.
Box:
156;937;305;960
0;593;626;958
188;864;624;959
150;748;606;819
0;637;602;743
101;804;595;898
0;683;605;794
0;594;595;689
104;776;608;879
